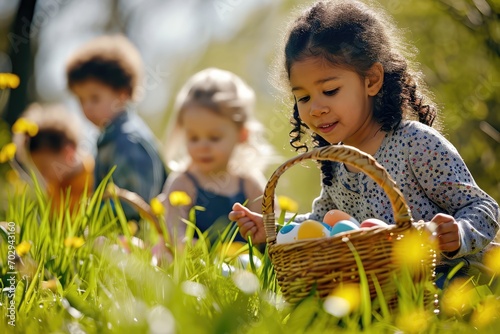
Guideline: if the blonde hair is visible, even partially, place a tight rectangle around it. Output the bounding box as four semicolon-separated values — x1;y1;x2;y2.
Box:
164;68;274;177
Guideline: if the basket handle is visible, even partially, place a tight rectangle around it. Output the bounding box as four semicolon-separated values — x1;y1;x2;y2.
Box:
262;145;413;243
103;184;163;234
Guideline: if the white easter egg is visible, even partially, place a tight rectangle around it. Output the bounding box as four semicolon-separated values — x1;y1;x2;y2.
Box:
276;222;299;244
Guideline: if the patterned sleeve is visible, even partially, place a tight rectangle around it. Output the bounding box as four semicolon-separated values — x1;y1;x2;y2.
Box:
407;124;500;259
294;184;338;223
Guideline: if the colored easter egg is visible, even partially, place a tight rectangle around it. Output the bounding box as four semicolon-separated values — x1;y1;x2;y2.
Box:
297;220;330;240
276;222;299;244
321;222;332;230
323;210;359;227
330;220;359;236
359;218;388;229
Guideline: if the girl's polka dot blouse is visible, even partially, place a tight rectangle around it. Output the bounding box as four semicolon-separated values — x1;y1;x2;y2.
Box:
295;120;500;266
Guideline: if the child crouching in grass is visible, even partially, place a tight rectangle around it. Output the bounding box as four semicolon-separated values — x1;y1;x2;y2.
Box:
229;0;500;288
159;68;274;254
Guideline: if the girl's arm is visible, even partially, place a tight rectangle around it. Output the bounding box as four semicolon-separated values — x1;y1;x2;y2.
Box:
408;125;500;259
232;172;339;241
230;203;266;243
229;176;265;243
242;172;337;223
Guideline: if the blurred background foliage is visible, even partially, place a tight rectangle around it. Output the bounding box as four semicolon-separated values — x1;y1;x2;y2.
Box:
0;0;498;213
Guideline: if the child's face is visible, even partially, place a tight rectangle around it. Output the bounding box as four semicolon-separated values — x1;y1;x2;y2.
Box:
71;79;129;128
289;57;381;147
31;146;77;184
181;106;245;174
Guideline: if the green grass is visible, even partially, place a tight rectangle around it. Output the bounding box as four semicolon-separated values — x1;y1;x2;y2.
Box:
1;178;500;333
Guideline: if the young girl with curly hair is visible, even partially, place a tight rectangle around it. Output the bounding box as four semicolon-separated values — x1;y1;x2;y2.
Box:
230;0;499;287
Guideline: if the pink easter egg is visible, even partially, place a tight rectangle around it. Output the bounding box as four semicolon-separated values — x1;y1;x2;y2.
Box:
360;218;388;228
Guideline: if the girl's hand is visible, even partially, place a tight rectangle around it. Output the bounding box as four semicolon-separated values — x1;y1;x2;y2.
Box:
229;202;266;244
431;213;461;254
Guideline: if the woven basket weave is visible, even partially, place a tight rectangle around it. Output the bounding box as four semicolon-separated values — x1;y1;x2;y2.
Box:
263;145;435;304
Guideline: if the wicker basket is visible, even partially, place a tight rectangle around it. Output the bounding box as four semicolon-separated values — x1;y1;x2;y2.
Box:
262;145;436;305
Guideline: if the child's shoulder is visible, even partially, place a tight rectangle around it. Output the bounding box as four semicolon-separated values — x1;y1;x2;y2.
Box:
239;172;266;195
397;120;448;142
107;111;155;142
397;120;440;137
395;120;459;154
163;171;196;195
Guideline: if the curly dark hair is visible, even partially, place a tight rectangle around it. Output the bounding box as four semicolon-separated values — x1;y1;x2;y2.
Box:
281;0;438;185
20;103;80;154
66;35;143;97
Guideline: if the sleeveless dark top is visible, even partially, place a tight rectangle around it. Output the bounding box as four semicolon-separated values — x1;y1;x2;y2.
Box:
185;172;247;243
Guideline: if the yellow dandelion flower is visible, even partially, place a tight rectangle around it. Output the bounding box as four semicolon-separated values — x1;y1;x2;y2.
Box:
277;196;298;213
150;197;165;216
470;296;500;329
0;143;16;163
441;278;475;316
41;279;58;292
169;191;192;207
392;230;435;273
484;246;500;275
128;221;138;235
0;73;20;89
396;309;431;333
323;283;361;317
15;241;31;257
12;118;38;136
64;236;85;248
8;74;20;89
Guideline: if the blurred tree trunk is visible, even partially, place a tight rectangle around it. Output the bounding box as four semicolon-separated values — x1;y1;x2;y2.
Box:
2;0;37;127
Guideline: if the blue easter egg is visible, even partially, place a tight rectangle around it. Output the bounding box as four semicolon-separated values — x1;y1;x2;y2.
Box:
330;220;359;236
321;222;332;230
280;223;297;234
